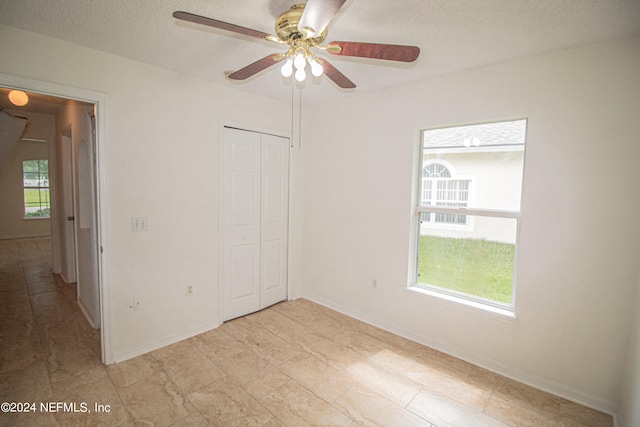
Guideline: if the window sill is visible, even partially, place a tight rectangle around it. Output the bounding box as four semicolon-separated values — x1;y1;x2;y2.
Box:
23;216;50;220
406;285;517;323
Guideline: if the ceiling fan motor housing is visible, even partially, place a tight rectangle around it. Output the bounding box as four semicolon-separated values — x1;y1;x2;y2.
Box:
275;4;326;45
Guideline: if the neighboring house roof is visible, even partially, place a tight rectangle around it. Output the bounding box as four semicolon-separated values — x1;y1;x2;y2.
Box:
423;119;526;150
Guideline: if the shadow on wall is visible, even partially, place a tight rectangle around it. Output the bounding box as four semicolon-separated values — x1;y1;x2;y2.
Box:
0;110;29;172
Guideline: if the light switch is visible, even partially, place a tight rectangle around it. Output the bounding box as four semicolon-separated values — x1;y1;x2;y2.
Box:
132;217;148;232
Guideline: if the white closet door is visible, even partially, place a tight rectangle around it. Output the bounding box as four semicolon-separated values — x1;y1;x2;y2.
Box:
222;128;262;320
221;127;289;321
260;134;289;308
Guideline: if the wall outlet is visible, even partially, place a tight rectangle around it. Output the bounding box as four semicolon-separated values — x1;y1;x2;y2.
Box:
371;279;377;289
186;284;194;297
130;297;142;310
132;217;148;232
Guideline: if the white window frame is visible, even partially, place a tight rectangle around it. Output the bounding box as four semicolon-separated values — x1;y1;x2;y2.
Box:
408;119;527;315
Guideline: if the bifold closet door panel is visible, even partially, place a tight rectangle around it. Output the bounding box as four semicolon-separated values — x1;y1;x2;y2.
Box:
260;134;289;309
222;128;261;321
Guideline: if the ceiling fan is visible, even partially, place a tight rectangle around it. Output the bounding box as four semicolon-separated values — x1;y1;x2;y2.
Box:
173;0;420;89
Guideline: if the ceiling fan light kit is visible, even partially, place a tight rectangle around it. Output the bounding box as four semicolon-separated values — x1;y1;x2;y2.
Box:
173;0;420;89
281;39;325;81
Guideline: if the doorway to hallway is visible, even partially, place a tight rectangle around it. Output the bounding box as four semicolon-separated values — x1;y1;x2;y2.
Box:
0;76;108;362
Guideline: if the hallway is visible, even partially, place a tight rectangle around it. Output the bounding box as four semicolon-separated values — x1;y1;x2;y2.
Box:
0;237;103;425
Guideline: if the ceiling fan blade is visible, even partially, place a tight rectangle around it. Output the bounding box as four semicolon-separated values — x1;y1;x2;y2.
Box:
319;59;356;89
227;54;285;80
173;11;271;40
298;0;347;37
327;41;420;62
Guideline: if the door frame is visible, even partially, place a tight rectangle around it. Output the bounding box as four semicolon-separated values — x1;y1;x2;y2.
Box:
0;73;112;364
218;120;293;324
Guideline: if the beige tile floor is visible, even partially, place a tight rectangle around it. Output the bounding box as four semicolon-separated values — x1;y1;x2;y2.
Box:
1;237;614;426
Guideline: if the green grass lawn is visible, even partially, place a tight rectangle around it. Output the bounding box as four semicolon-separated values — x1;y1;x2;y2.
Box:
24;188;50;217
417;235;514;304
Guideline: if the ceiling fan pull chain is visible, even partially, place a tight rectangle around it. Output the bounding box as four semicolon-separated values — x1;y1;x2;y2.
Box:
290;83;295;149
298;86;302;150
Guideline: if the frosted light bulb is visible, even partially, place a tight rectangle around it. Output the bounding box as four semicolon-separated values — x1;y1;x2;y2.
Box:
308;57;323;77
295;68;306;82
294;52;306;70
281;58;293;77
8;90;29;107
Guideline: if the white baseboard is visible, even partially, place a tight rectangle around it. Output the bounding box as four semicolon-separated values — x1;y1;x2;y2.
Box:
0;232;52;240
77;297;99;329
302;292;619;424
111;320;220;365
59;272;72;284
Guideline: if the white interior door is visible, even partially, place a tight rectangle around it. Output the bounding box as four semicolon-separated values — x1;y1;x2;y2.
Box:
221;127;289;321
74;111;100;328
222;128;261;320
259;134;290;308
60;129;77;283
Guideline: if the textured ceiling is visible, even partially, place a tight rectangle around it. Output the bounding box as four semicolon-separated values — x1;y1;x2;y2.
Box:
1;0;639;106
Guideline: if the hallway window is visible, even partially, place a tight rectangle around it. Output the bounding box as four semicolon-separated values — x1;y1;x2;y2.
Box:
23;159;50;218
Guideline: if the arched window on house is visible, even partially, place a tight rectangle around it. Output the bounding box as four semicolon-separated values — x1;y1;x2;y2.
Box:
421;162;469;225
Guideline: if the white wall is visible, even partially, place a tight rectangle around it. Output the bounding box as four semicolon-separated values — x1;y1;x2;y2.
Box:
0;24;296;362
301;35;640;411
0;110;54;239
620;263;640;426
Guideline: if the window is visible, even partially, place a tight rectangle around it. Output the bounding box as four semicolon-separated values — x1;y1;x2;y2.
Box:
421;162;471;226
23;159;50;218
411;119;527;309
